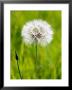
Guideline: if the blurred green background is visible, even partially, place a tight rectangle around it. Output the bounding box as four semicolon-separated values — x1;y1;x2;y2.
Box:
10;11;61;79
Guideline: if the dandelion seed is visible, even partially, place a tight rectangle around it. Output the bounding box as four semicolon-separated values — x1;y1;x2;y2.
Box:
21;19;53;46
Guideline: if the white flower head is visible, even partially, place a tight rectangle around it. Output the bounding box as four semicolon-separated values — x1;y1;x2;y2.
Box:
21;19;53;46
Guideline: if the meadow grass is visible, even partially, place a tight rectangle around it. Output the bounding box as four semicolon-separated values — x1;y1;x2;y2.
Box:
10;11;61;79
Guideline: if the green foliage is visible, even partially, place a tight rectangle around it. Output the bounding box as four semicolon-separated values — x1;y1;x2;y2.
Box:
10;11;61;79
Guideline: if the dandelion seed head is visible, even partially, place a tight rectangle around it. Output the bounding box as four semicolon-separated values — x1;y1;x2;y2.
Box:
21;19;53;46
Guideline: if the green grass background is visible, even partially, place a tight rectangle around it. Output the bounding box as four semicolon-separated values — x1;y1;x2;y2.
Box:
10;11;61;79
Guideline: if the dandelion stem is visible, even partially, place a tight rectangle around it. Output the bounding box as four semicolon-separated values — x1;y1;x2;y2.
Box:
36;42;37;64
35;41;38;78
35;42;41;79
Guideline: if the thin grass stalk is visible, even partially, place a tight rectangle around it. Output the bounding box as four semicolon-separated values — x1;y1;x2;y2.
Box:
17;60;22;79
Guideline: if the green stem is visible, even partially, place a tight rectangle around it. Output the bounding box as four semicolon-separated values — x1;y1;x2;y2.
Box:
36;42;37;65
35;41;38;78
35;43;41;79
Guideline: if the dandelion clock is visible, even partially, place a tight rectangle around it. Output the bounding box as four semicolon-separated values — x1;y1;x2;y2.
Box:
21;20;53;46
21;19;53;78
